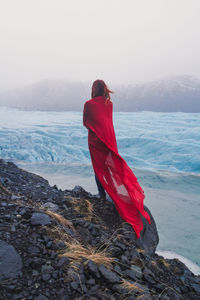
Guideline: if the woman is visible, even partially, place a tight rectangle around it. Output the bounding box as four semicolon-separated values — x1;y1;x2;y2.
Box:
83;80;151;238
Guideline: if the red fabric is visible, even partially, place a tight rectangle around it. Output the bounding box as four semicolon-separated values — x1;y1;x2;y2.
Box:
83;96;151;238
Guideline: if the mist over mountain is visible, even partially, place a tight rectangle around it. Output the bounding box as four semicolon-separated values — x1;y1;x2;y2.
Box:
0;75;200;112
0;80;88;111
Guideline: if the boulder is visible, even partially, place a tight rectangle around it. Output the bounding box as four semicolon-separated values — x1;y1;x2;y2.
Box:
135;206;159;255
42;202;59;212
0;240;23;280
30;212;51;226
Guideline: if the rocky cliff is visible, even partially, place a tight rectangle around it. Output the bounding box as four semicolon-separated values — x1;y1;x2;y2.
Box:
0;159;199;299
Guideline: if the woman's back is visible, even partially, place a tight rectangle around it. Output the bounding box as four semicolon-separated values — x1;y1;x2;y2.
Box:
83;96;118;153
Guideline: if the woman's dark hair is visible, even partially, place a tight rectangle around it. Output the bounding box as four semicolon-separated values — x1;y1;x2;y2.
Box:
91;80;113;102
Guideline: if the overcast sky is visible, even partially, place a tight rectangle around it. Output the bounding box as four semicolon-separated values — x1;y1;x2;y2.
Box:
1;0;200;90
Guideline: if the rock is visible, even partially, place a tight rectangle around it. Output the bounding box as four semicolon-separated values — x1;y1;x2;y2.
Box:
46;241;53;248
30;212;52;226
80;273;86;284
19;208;26;215
114;264;122;274
0;240;23;280
41;264;54;273
98;265;121;283
155;283;167;292
70;281;79;290
42;202;59;212
112;284;128;294
133;282;150;294
56;256;69;267
121;254;129;264
116;242;126;251
42;273;51;281
60;297;70;300
135;206;159;255
191;283;200;294
35;295;49;300
136;295;152;300
87;260;100;278
131;265;143;279
27;246;40;255
50;251;57;259
52;271;58;279
11;194;21;200
11;224;16;232
88;278;95;285
127;296;136;300
70;185;92;198
123;269;137;281
5;284;16;291
57;288;70;299
31;257;44;267
143;267;156;284
55;241;66;250
67;268;79;281
32;270;39;276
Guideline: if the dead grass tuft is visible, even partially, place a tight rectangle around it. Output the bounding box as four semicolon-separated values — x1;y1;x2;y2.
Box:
121;279;143;293
131;258;145;269
157;286;183;300
44;225;71;244
62;241;114;268
68;197;94;221
157;258;170;268
45;211;74;231
85;199;94;220
0;182;12;195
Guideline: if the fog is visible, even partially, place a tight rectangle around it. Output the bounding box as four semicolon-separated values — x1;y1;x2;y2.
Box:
1;0;200;91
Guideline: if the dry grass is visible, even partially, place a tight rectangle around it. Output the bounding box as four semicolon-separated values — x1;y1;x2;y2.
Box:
44;225;72;244
66;196;109;229
121;279;143;293
42;209;115;269
150;260;163;273
68;197;94;221
15;197;37;208
85;199;94;220
157;258;170;268
0;182;12;195
136;248;145;254
96;226;127;253
62;241;114;268
131;258;145;269
157;286;183;300
45;210;74;230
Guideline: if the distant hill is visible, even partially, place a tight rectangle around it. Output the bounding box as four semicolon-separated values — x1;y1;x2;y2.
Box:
0;75;200;112
113;75;200;112
0;80;89;111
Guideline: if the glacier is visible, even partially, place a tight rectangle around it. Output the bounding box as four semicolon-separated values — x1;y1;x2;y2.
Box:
0;107;200;174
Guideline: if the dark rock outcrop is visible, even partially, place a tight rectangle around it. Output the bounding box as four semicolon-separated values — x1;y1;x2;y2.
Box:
30;212;52;226
0;158;199;300
0;240;23;280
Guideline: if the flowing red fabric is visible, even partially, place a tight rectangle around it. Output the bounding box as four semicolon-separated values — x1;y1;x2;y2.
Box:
83;96;151;238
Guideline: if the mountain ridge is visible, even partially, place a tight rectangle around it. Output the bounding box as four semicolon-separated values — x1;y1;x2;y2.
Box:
0;75;200;112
